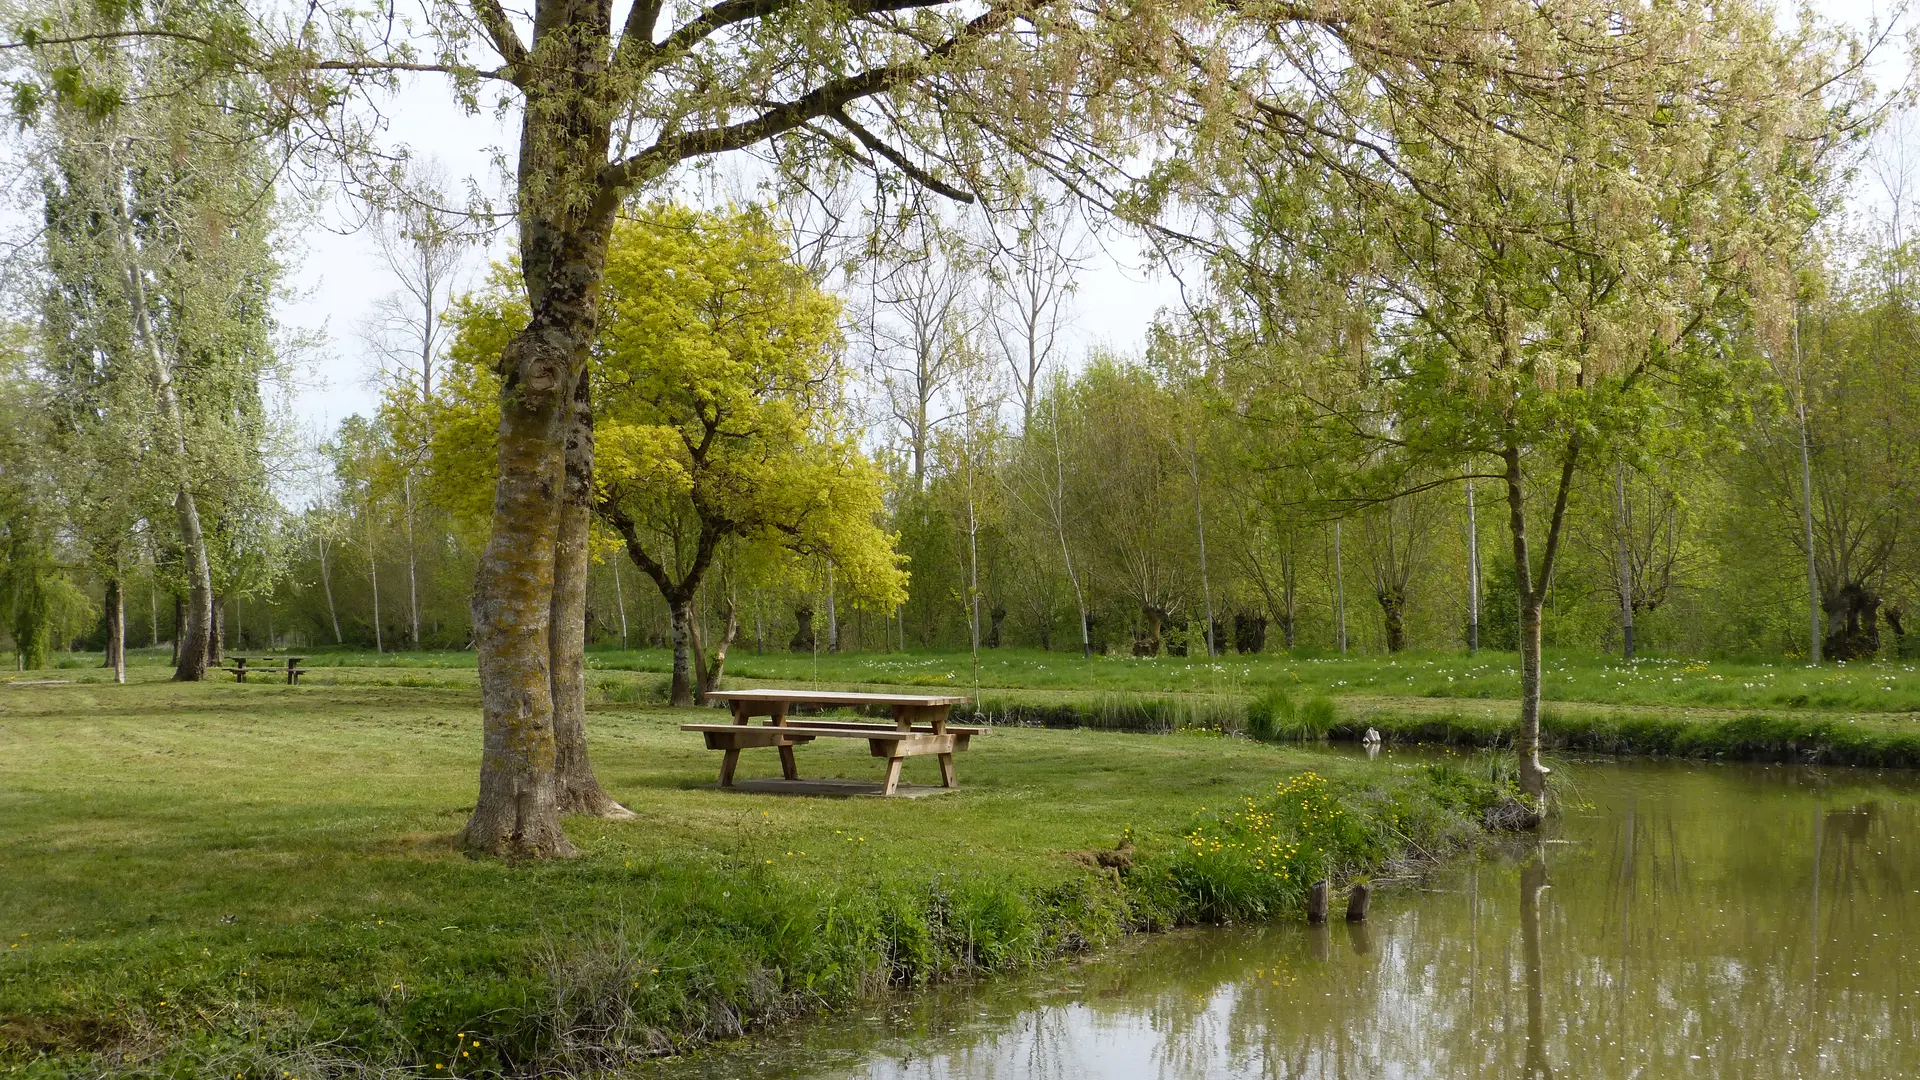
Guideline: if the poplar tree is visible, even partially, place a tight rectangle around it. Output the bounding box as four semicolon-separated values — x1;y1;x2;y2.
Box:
23;2;285;680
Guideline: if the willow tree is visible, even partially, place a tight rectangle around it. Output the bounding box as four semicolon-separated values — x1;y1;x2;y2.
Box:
1179;2;1865;802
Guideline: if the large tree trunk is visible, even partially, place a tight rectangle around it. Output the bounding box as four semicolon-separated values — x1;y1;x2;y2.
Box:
790;604;815;652
1822;581;1881;661
462;356;576;858
172;493;213;684
551;377;631;819
104;577;126;684
1136;605;1165;656
1376;586;1407;652
458;6;626;855
668;596;697;707
205;597;225;669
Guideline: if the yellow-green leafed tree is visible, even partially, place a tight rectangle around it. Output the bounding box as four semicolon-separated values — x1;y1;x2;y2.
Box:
431;204;906;708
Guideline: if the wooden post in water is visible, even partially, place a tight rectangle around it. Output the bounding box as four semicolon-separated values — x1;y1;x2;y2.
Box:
1307;879;1330;923
1347;882;1373;922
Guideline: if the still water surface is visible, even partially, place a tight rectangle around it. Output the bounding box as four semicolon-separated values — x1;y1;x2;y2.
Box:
650;757;1920;1078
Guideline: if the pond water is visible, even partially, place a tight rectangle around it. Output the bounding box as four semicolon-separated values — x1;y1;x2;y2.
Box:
646;755;1920;1079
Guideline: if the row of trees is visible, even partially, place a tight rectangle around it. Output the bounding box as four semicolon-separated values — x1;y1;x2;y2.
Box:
3;0;1892;848
25;182;1910;679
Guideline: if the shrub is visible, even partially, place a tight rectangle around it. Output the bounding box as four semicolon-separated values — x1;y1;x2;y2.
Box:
1135;766;1505;924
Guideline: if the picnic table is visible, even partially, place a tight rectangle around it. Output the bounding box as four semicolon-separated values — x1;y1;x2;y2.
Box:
225;655;309;685
686;689;981;796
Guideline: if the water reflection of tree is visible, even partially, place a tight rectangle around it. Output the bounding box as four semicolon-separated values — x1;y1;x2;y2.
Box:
707;773;1920;1080
1521;853;1554;1079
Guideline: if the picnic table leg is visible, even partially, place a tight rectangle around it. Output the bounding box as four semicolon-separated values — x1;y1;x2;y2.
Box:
720;749;741;787
938;753;956;788
772;704;799;780
881;754;905;796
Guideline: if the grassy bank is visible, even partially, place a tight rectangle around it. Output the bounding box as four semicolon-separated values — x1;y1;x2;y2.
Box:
1333;699;1920;768
0;672;1513;1078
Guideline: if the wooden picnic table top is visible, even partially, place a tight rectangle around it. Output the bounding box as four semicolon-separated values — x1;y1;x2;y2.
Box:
229;655;307;661
704;688;971;708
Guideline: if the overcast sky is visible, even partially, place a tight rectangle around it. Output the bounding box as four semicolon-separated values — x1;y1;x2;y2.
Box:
275;0;1911;441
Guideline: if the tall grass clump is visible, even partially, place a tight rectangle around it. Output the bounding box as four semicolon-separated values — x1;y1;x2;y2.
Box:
1244;687;1339;742
965;693;1242;734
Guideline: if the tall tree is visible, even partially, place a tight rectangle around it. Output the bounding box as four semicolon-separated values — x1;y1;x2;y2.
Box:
25;4;285;681
437;205;907;710
871;214;982;488
1184;2;1862;801
986;197;1080;432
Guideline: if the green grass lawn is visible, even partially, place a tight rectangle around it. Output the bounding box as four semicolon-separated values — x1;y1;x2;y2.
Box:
176;643;1920;715
44;643;1920;714
0;667;1505;1077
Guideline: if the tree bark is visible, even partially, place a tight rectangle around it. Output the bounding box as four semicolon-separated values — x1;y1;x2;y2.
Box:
1332;522;1347;654
1613;464;1635;660
462;349;578;858
118;200;213;682
668;596;697;707
1189;435;1216;656
459;0;627;857
702;590;740;695
317;529;344;644
611;555;629;649
104;577;125;684
1376;587;1407;653
404;472;421;648
205;596;225;669
552;374;631;818
1465;473;1481;653
1502;433;1576;804
824;565;838;653
791;604;815;652
367;515;384;653
1822;581;1882;661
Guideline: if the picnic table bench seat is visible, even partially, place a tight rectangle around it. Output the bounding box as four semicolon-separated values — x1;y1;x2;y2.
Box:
687;689;980;795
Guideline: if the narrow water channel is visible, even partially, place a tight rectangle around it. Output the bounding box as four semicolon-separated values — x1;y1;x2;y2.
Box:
647;756;1920;1078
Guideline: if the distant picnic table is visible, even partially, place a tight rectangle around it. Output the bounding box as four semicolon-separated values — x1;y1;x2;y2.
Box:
685;689;981;796
224;655;308;685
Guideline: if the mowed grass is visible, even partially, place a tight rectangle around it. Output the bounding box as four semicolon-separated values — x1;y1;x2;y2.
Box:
57;643;1920;714
0;665;1503;1075
248;643;1920;714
